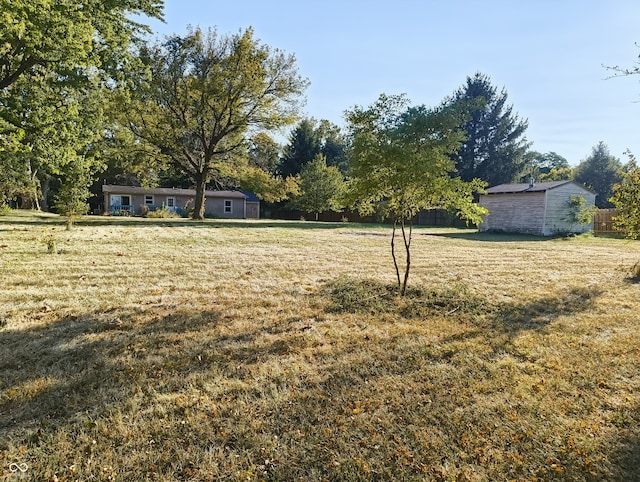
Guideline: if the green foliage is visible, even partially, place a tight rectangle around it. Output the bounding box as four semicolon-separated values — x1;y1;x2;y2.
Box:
0;0;164;91
446;72;530;186
290;154;346;220
538;166;575;182
119;27;308;219
278;119;322;177
144;206;179;218
574;142;623;208
564;194;597;233
0;0;163;211
523;151;573;182
278;118;349;177
610;159;640;239
53;166;91;229
247;132;281;174
239;167;300;203
345;93;487;295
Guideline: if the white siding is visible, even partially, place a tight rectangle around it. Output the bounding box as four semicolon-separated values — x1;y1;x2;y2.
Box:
542;184;596;235
479;192;546;235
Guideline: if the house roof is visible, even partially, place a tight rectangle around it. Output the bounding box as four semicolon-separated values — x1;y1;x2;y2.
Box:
486;180;595;195
102;185;247;199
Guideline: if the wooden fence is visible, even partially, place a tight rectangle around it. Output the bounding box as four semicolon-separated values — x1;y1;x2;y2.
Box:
594;209;622;236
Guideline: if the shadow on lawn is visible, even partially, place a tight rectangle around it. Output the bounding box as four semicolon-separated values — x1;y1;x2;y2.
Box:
1;215;363;231
2;282;637;481
0;307;224;436
424;230;552;242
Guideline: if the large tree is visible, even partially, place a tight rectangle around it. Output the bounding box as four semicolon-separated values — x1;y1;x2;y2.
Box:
120;27;308;219
277;118;349;177
0;71;105;210
345;94;487;295
611;157;640;239
278;119;322;177
574;142;623;208
446;73;530;186
0;0;163;209
0;0;164;91
523;151;573;182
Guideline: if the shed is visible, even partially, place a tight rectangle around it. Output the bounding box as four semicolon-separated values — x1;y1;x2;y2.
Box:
102;185;259;219
242;191;261;219
478;180;596;236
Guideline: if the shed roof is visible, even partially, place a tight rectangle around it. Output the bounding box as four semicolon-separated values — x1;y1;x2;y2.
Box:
241;191;260;203
486;180;594;195
102;185;247;199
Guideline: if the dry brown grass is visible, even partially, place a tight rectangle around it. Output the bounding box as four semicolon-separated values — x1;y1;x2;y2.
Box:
1;211;639;481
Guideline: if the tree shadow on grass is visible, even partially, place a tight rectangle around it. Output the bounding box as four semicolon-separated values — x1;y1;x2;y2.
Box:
425;230;553;242
1;216;369;232
2;279;636;481
0;307;228;436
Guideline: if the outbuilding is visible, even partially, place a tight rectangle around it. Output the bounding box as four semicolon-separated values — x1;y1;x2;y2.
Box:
102;185;259;219
478;180;596;236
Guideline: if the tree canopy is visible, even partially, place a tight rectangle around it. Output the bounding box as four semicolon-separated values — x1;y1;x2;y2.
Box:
610;156;640;239
118;27;308;219
0;0;164;91
290;154;345;220
446;73;530;187
345;94;487;295
574;142;623;208
0;0;164;210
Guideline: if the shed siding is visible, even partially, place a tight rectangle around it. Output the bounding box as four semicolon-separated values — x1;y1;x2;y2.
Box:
204;197;245;218
479;192;546;235
542;184;596;235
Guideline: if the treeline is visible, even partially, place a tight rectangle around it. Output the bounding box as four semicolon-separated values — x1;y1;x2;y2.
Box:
0;1;632;219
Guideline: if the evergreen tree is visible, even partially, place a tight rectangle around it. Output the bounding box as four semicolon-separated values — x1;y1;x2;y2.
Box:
278;119;321;177
318;120;349;173
447;73;530;186
574;142;622;208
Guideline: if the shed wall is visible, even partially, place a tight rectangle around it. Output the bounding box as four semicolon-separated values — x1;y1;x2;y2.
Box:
205;197;245;218
479;192;546;235
542;184;596;235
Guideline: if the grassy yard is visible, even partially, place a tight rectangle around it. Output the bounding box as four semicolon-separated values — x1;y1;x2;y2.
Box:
1;211;639;481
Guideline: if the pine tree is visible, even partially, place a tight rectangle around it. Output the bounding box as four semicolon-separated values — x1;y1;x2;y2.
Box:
447;73;530;186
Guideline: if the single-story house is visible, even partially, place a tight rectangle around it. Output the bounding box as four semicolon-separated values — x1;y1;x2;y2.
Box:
478;180;596;236
102;185;259;219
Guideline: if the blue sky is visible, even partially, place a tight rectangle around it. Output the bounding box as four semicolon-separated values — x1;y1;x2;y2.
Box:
144;1;640;166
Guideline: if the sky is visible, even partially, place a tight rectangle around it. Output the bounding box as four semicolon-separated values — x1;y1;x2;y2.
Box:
143;0;640;166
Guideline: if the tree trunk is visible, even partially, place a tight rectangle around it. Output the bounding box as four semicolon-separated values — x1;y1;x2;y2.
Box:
193;173;207;220
400;218;412;296
391;219;402;290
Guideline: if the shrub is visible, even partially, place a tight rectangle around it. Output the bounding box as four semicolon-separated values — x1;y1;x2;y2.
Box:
146;207;179;219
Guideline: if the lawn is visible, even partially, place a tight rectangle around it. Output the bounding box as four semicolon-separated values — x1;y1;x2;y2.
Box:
1;211;639;481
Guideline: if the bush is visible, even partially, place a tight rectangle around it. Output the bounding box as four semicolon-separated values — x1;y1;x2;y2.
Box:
144;206;180;219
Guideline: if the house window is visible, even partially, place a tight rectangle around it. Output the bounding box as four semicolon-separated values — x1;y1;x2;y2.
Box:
224;200;232;213
166;197;175;208
145;195;154;205
121;195;130;206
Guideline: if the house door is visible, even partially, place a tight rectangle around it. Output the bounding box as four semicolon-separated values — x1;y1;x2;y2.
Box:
166;197;176;212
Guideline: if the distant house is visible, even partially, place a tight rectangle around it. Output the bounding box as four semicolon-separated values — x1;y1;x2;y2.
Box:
478;180;596;236
102;185;259;219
